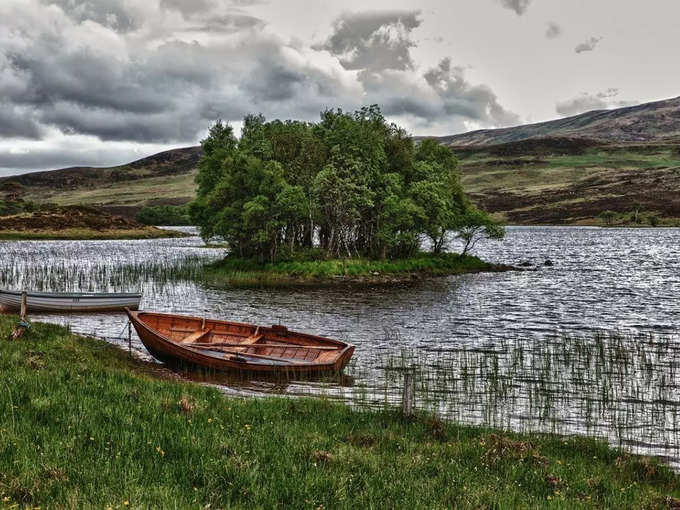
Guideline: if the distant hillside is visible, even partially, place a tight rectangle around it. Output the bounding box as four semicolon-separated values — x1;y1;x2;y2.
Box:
0;147;201;217
2;96;680;225
427;96;680;147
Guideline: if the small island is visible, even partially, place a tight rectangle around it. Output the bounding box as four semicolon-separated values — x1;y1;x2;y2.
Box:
0;202;185;240
190;106;505;286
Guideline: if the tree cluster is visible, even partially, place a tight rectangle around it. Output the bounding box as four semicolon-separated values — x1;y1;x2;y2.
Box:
190;106;503;262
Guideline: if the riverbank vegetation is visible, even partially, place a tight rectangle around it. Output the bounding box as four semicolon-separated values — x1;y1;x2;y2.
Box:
199;252;512;287
1;316;678;508
136;205;192;226
190;106;503;267
0;204;185;240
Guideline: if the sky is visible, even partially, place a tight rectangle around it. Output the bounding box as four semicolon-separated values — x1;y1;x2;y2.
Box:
1;0;679;176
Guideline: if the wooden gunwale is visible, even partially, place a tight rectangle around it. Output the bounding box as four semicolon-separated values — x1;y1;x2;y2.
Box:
125;309;355;374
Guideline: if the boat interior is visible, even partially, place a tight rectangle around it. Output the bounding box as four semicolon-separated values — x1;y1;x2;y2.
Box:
138;312;343;364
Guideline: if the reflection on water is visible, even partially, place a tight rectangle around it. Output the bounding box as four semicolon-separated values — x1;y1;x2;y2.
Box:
1;226;679;466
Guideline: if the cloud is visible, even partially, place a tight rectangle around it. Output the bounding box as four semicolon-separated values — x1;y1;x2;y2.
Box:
575;36;602;54
0;104;44;140
545;22;562;39
0;2;518;173
498;0;531;15
42;0;139;32
556;88;637;116
422;59;520;127
316;10;422;71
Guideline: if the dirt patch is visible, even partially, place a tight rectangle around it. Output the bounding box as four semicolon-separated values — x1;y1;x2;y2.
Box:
0;205;148;232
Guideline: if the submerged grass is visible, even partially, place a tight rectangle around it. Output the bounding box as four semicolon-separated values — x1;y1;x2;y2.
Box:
200;253;510;288
1;317;679;508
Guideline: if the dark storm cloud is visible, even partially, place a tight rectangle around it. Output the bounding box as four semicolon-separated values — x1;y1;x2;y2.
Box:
575;36;602;53
0;105;43;139
499;0;531;16
2;0;520;173
317;10;422;71
556;89;636;116
0;1;354;145
545;22;562;39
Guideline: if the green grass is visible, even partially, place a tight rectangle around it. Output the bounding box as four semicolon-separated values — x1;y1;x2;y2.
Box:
36;170;198;208
0;227;186;241
0;317;679;508
200;253;508;288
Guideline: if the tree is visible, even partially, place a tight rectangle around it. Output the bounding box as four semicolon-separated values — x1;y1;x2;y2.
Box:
190;106;500;262
631;201;642;224
598;210;617;226
455;207;505;255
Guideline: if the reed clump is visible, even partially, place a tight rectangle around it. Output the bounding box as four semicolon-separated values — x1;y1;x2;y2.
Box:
353;330;680;469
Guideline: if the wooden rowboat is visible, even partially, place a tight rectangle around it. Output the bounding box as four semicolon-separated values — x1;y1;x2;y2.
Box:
0;289;141;313
126;309;355;375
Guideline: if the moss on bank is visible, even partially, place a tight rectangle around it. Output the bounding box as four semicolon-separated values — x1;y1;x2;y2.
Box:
0;316;678;508
200;252;515;288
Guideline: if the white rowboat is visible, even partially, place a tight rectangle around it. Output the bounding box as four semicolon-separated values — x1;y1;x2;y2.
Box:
0;289;142;313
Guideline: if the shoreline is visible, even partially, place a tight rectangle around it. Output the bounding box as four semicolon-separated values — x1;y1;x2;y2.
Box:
0;316;678;507
197;254;519;289
0;227;188;241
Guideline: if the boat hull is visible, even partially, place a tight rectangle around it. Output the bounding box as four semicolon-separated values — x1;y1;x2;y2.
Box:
0;290;141;313
127;309;355;375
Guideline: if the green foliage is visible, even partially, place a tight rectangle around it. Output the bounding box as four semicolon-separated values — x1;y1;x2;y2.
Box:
201;252;500;287
136;205;191;225
0;317;678;508
0;200;36;216
191;106;503;262
631;201;643;224
455;207;506;255
647;213;660;227
598;210;618;226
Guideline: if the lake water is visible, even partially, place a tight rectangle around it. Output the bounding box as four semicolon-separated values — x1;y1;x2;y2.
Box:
1;226;679;466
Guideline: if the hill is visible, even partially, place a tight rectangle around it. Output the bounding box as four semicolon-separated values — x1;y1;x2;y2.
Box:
427;96;680;147
2;96;680;225
0;147;201;218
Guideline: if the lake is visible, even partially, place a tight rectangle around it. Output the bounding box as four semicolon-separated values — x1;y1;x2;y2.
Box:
2;226;679;466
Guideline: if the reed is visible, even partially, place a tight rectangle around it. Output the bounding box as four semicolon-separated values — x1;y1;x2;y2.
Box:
347;330;680;469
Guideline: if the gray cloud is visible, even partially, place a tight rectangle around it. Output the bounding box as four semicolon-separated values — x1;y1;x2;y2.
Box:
0;1;353;146
499;0;531;15
423;59;520;126
0;104;43;139
42;0;138;32
1;1;520;173
575;36;602;54
317;10;421;71
556;88;637;116
545;22;562;39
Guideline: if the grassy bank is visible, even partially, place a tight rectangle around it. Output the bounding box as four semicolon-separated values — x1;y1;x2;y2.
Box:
0;317;679;508
0;227;186;241
199;253;513;288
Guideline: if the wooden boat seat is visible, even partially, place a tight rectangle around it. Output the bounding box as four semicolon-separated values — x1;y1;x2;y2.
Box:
241;334;263;345
181;329;210;344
